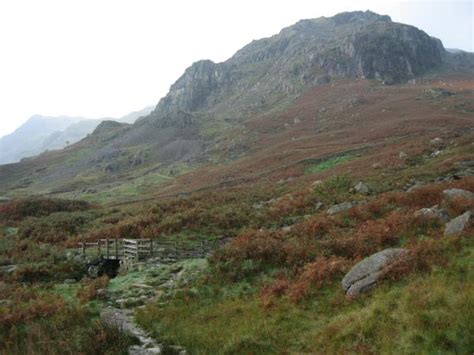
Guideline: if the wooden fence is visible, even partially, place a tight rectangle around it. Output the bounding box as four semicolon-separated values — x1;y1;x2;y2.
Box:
78;238;214;262
79;238;153;261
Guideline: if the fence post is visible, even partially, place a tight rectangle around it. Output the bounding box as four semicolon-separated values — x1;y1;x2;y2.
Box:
150;239;153;257
81;242;85;255
98;240;101;256
115;239;118;259
106;238;109;259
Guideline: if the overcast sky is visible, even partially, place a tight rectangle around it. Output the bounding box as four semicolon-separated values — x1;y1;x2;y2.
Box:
0;0;472;138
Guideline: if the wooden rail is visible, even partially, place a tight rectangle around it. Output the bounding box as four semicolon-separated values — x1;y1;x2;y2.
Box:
79;238;153;261
78;237;216;263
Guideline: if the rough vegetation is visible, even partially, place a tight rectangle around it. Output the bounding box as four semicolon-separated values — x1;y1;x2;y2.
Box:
0;10;473;355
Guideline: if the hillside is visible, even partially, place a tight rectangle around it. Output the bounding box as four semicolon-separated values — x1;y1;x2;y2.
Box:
0;106;153;165
0;11;472;202
0;11;473;354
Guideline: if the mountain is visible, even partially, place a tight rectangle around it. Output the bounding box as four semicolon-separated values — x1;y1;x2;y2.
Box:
0;11;472;201
1;10;473;354
0;115;85;164
0;106;154;165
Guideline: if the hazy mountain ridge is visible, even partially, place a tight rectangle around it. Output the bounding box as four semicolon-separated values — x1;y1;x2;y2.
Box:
0;106;153;165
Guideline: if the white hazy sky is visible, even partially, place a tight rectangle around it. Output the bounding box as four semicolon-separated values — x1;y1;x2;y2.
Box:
0;0;472;138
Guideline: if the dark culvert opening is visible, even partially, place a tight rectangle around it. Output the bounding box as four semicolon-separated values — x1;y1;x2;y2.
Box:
87;258;121;279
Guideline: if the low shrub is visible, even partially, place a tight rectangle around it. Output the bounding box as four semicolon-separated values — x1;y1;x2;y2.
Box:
0;197;94;221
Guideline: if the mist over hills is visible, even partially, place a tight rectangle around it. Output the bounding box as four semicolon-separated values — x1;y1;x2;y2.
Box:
0;106;154;165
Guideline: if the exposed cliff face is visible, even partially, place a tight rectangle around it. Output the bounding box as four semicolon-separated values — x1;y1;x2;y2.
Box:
149;11;445;123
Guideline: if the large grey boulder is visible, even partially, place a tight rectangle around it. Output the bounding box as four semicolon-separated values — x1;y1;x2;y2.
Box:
444;211;472;236
327;202;353;215
443;188;474;201
342;248;407;297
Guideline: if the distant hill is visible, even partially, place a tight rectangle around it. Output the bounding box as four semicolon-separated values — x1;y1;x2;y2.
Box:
0;11;472;201
0;106;153;165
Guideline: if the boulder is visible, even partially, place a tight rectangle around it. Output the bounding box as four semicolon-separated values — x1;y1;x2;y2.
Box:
414;205;449;222
128;346;162;355
0;265;17;275
341;248;407;297
96;288;109;300
327;202;353;215
354;182;370;195
444;211;472;236
443;188;474;201
407;183;423;193
430;137;443;146
315;202;325;210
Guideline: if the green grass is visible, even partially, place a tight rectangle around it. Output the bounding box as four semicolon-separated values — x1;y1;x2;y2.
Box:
136;238;474;354
305;154;354;174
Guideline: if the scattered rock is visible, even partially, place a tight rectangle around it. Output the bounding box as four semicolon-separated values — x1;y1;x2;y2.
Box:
311;180;323;187
0;265;17;275
0;196;11;203
371;163;382;169
442;188;474;201
424;88;454;99
341;248;407;297
354;182;370;195
430;137;443;146
128;346;162;355
414;205;449;222
407;183;423;193
282;226;292;232
87;264;100;279
63;278;77;284
252;203;263;210
327;202;353;215
455;160;474;168
96;288;109;300
101;307;161;352
444;211;472;236
431;150;442;158
315;202;324;210
0;299;13;307
399;151;408;160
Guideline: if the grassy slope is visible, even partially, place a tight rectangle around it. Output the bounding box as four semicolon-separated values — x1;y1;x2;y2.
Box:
137;239;473;354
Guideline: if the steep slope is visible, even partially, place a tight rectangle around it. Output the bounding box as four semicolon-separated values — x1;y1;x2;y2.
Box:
0;11;472;201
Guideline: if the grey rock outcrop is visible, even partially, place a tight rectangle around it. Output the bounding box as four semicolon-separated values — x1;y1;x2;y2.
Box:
414;205;449;222
148;11;446;125
442;188;474;201
355;182;370;195
342;248;407;297
101;307;162;354
328;202;353;215
444;211;472;236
